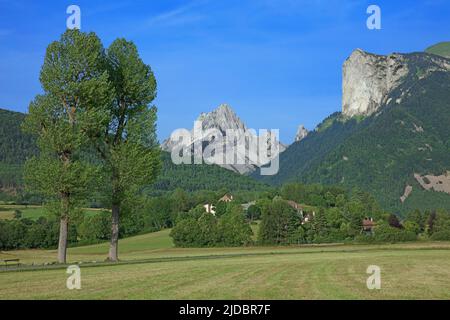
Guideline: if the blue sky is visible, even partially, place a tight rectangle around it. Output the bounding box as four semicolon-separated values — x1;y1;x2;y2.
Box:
0;0;449;143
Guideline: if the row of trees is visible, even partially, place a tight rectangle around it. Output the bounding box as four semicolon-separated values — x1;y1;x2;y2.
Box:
168;183;450;248
257;200;450;245
2;204;448;251
0;211;118;250
0;188;257;250
22;29;160;263
2;180;449;250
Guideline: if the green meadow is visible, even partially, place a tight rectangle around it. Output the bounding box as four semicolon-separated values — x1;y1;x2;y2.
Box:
1;229;450;299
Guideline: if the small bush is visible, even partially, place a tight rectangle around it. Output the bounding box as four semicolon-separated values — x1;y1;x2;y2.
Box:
430;230;450;241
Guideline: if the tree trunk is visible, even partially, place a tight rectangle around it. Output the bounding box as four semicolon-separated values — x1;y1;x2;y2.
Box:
108;203;120;261
58;215;69;264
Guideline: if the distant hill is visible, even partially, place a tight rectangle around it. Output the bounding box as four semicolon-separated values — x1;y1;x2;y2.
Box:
152;152;270;193
255;50;450;215
0;108;37;164
0;109;37;197
426;41;450;58
0;108;269;200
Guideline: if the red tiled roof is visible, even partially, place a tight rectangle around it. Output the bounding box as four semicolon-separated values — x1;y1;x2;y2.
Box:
286;200;304;210
362;219;376;227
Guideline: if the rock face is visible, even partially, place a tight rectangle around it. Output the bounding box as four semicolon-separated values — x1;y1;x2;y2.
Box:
400;185;413;203
342;49;450;117
342;49;409;117
295;125;308;142
414;172;450;195
162;104;285;174
161;104;246;152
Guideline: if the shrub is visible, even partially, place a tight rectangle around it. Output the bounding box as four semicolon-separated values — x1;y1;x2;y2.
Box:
430;230;450;241
258;199;299;245
373;224;417;242
77;212;110;243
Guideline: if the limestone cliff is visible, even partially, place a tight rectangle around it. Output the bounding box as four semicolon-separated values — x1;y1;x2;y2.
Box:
342;49;450;117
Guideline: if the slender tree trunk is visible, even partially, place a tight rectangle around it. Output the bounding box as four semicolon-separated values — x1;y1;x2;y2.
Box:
108;202;120;261
58;214;69;264
58;151;72;264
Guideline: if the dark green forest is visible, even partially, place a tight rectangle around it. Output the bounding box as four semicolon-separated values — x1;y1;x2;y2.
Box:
255;53;450;215
0;109;37;200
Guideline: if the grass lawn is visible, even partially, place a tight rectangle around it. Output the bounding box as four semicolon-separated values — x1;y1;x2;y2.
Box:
1;229;450;299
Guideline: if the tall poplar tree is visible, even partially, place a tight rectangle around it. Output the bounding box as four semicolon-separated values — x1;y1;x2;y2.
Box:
93;39;161;261
23;30;111;263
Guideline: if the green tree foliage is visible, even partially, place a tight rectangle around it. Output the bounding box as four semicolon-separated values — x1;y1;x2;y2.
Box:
169;217;201;247
0;109;37;164
406;209;425;233
170;203;252;247
85;38;161;261
0;217;77;250
140;196;178;230
258;199;300;245
152;152;271;193
77;211;110;244
311;208;328;239
280;183;347;208
214;201;228;217
0;109;37;198
246;204;261;221
22;30;110;263
13;209;22;219
218;204;253;246
368;223;417;243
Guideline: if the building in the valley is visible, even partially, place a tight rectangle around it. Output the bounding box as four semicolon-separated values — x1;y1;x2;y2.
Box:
203;203;216;215
362;217;376;233
301;211;315;225
241;201;256;211
286;200;304;213
219;194;234;202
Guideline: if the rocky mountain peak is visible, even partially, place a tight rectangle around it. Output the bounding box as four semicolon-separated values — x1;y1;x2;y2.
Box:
342;48;450;118
295;125;308;142
342;49;409;117
162;103;285;175
197;103;247;132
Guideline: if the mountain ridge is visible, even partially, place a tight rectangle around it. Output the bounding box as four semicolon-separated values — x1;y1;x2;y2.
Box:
162;103;286;175
2;44;450;213
255;48;450;214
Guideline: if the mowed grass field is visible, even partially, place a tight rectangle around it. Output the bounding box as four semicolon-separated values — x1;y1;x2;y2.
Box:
1;229;450;299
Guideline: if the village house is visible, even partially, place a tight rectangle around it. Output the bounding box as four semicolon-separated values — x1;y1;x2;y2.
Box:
301;211;315;225
204;194;234;215
362;217;376;233
241;201;256;211
219;194;234;202
286;200;304;214
284;199;316;225
203;203;216;215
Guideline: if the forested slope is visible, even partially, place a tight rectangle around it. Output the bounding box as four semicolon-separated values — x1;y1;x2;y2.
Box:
255;53;450;215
